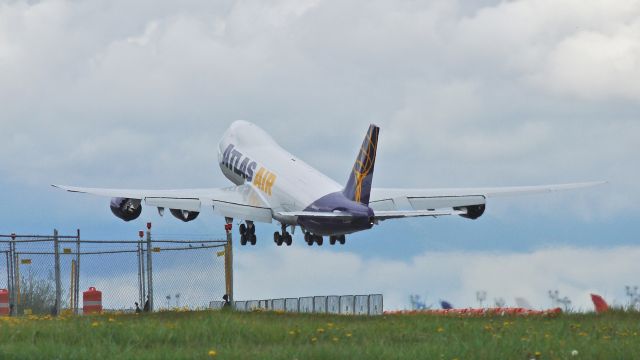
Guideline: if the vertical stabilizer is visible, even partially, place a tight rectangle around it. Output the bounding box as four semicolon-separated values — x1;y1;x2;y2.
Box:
343;124;379;205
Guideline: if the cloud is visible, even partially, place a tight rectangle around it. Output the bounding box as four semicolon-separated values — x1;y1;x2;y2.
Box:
235;245;640;311
0;0;638;219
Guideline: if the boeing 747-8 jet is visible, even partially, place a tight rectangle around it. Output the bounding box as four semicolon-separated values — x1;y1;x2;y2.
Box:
54;121;603;246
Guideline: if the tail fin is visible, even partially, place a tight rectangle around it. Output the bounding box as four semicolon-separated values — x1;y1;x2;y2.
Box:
343;124;380;205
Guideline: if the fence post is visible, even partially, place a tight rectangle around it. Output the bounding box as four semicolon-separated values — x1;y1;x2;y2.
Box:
13;251;19;315
70;260;76;311
137;233;143;307
6;248;12;315
146;224;153;312
224;218;233;303
75;229;80;315
8;239;15;316
54;229;61;316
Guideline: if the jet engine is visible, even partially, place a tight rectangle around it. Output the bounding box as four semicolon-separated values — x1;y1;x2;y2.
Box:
110;197;142;222
170;209;200;222
455;204;486;220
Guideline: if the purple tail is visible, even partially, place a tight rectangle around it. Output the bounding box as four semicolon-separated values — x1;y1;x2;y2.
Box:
343;124;379;205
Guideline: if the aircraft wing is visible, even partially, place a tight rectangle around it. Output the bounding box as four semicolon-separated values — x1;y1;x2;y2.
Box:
52;184;274;223
369;181;606;213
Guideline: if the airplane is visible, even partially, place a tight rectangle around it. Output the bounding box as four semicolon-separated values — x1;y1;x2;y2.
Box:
53;120;604;247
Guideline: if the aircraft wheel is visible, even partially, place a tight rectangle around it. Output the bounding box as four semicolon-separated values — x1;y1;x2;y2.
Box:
273;232;279;243
239;223;247;236
285;233;292;246
339;235;345;245
250;234;257;245
316;236;323;246
240;234;247;246
329;236;337;245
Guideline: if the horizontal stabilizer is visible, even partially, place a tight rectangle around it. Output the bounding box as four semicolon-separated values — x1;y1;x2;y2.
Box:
373;209;466;220
276;211;355;219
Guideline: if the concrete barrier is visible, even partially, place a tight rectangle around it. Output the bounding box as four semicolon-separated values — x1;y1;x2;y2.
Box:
211;294;383;315
313;296;327;314
299;297;313;313
285;298;299;312
354;295;369;315
234;301;247;312
369;294;383;315
272;298;285;311
327;296;340;314
340;295;355;315
246;300;259;311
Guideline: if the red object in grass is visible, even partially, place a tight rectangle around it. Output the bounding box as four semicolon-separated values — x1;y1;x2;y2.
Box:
591;294;609;313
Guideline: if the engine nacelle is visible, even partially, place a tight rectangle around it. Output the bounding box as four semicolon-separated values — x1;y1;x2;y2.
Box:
456;204;486;220
110;197;142;222
170;209;200;222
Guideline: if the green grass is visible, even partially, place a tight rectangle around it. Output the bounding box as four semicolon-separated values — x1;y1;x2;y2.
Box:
0;309;639;359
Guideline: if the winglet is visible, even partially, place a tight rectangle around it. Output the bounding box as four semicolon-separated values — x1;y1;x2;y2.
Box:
343;124;380;205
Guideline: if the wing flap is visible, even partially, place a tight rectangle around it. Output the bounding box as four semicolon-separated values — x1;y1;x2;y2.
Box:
145;198;201;212
213;200;273;223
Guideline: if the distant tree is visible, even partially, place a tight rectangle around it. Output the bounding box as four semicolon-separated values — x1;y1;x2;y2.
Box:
18;270;66;315
409;294;428;310
548;290;572;312
476;291;487;308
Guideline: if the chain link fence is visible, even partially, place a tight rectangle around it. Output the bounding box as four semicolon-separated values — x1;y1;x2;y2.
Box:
0;231;228;315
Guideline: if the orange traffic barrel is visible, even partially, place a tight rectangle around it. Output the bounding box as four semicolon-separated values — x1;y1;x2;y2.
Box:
0;289;8;316
83;287;102;314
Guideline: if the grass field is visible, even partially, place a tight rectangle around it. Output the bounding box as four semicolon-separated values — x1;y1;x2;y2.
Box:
0;309;639;359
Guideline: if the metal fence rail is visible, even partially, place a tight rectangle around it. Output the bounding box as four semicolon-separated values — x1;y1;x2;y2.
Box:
0;230;228;316
210;294;384;315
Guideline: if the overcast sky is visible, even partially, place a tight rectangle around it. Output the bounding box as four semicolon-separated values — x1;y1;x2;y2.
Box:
1;0;639;310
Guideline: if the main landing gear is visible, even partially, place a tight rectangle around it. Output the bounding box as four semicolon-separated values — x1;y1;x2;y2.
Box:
239;221;256;246
329;235;346;245
274;224;292;246
304;232;346;246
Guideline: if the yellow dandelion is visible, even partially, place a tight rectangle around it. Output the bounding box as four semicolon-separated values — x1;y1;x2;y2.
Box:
436;327;444;333
311;337;317;343
91;321;100;327
327;322;334;328
535;351;542;357
578;332;588;337
332;337;339;342
108;318;115;323
345;333;352;337
288;331;296;335
317;328;325;333
208;349;217;357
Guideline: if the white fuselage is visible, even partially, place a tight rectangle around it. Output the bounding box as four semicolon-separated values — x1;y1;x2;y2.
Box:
217;121;342;225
